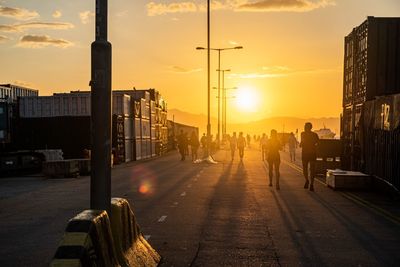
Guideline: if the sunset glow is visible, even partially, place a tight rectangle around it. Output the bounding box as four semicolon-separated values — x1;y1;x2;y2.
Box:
235;87;260;113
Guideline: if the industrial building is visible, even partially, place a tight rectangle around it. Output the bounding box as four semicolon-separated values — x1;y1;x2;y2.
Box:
342;17;400;189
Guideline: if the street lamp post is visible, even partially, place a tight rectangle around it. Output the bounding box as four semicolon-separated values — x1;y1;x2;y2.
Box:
219;69;230;138
196;46;242;148
90;0;112;214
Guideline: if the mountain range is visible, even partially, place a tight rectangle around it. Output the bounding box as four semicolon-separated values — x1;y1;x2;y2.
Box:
167;109;340;137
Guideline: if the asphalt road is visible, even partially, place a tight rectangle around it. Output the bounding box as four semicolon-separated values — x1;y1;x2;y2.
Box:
0;148;399;266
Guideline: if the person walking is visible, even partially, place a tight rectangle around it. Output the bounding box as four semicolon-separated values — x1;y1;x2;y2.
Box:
200;133;207;157
300;122;319;191
177;130;187;161
288;132;298;162
229;132;237;160
246;134;251;149
190;131;200;162
238;132;247;160
260;133;268;161
267;129;281;190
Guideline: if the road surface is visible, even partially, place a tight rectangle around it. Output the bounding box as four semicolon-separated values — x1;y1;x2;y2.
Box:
0;148;399;266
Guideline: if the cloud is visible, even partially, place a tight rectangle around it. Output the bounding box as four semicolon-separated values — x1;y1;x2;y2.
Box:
0;34;10;43
18;34;73;48
146;0;335;16
0;5;39;20
237;0;336;12
0;22;74;32
52;10;62;18
0;24;17;32
147;2;198;16
230;65;341;79
79;11;94;24
169;66;202;74
13;80;34;87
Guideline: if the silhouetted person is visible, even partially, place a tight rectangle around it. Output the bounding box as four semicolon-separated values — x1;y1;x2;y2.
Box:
190;131;200;162
246;134;251;148
229;132;237;160
184;132;189;156
238;132;246;160
200;133;207;157
260;133;268;161
288;132;298;162
177;130;187;161
267;129;281;190
300;122;319;191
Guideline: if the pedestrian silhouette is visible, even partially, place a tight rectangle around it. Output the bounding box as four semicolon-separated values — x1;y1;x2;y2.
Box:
190;131;200;162
260;133;268;161
246;134;251;148
200;133;207;157
267;129;281;190
288;132;298;162
177;130;188;161
238;132;247;160
229;132;237;160
300;122;319;191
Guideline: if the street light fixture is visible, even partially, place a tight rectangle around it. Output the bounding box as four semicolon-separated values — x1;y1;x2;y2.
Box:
196;46;243;148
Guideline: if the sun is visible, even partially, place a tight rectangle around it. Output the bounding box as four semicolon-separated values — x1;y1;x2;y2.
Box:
235;87;260;112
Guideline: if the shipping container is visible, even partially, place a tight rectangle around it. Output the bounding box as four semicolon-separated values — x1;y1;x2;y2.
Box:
141;119;150;139
133;101;141;118
150;100;155;114
134;118;141;139
135;139;142;160
124;117;133;139
125;139;133;162
112;114;125;164
113;94;131;117
151;139;156;157
151;126;156;139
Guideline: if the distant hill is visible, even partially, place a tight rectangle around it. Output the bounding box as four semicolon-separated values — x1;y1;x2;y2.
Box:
168;108;340;138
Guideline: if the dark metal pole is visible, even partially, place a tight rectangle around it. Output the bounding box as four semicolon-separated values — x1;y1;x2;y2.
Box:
90;0;112;214
206;0;211;157
222;71;226;136
217;50;221;147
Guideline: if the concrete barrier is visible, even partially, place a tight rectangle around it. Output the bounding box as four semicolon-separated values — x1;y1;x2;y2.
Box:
111;198;161;267
51;198;161;267
43;160;79;178
50;210;119;267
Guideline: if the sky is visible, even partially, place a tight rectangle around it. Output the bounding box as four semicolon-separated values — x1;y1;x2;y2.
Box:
1;0;400;123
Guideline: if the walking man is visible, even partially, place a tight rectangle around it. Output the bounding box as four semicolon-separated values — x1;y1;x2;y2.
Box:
300;122;319;191
260;133;268;161
288;132;298;162
177;130;187;161
229;132;237;160
267;129;281;190
238;132;246;160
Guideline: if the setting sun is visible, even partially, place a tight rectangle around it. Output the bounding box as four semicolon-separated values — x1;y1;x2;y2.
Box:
235;87;261;112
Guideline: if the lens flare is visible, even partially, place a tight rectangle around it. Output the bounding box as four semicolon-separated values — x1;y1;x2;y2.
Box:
131;165;157;196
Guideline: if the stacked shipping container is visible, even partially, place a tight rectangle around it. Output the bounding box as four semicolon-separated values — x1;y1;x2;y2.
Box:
16;90;165;162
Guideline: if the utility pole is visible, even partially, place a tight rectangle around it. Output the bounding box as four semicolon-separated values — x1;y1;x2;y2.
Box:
206;0;211;158
90;0;112;214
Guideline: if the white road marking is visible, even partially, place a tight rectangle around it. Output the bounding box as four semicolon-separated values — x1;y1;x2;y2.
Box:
158;215;167;222
144;235;151;240
196;174;201;177
194;178;198;182
187;184;192;188
181;192;186;197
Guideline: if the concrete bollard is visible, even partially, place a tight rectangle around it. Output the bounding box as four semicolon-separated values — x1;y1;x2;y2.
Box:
50;210;119;267
110;198;161;267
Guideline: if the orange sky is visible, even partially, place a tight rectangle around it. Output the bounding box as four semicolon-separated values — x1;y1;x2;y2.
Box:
1;0;400;123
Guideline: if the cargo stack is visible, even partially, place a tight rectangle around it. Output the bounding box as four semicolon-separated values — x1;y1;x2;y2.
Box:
159;98;168;154
140;92;151;159
150;100;156;157
112;94;133;162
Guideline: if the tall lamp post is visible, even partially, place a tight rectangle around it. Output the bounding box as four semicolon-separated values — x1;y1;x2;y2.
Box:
196;46;243;147
90;0;112;214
